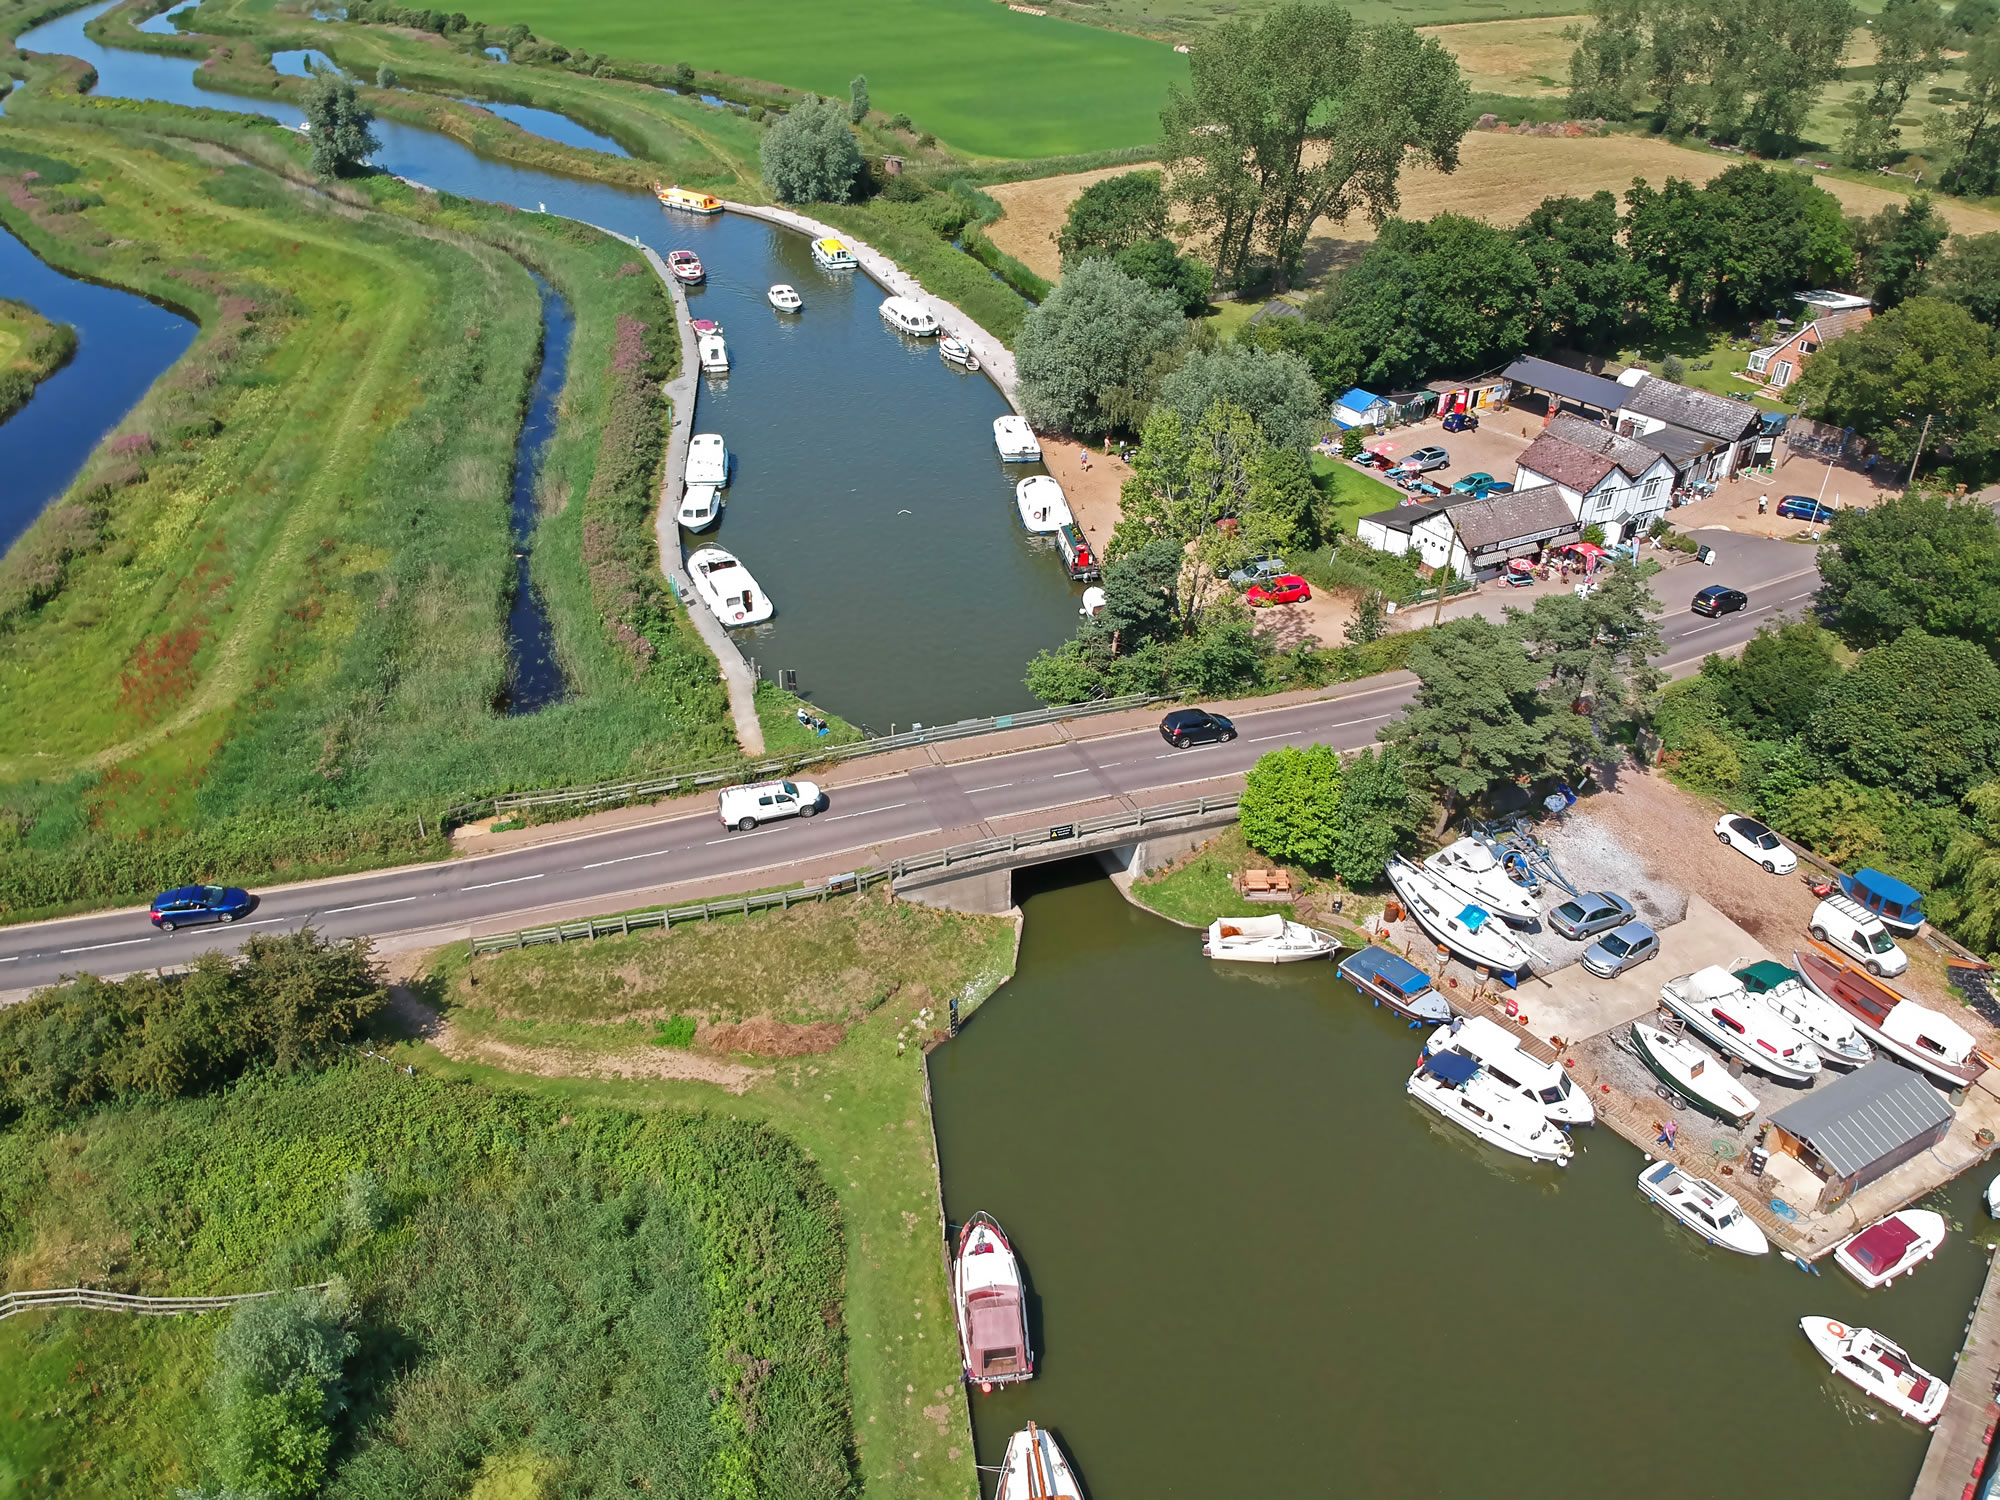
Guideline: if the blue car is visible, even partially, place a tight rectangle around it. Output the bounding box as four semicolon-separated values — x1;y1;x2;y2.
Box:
1776;495;1837;524
150;884;257;932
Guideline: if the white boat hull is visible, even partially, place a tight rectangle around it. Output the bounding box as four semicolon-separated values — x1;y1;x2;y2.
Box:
767;284;802;311
953;1213;1032;1388
1015;476;1073;534
1832;1209;1947;1289
677;483;722;532
1638;1160;1769;1255
1424;838;1539;927
687;547;772;625
1406;1067;1573;1165
1630;1021;1760;1126
1204;927;1340;964
1801;1318;1947;1425
1387;857;1532;975
1657;979;1819;1084
998;1424;1083;1500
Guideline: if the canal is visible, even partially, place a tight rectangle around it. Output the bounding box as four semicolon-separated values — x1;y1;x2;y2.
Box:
12;2;1080;728
930;864;1992;1499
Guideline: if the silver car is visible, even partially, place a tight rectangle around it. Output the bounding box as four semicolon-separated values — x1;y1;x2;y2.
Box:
1547;891;1635;940
1581;921;1659;978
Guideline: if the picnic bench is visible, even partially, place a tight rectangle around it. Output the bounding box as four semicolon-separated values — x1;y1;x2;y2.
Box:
1238;868;1293;901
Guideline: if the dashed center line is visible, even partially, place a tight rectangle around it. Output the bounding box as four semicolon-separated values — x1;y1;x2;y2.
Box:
60;937;152;954
1051;767;1092;778
706;830;764;845
322;896;419;914
821;802;908;823
962;782;1013;794
462;873;545;892
582;849;673;871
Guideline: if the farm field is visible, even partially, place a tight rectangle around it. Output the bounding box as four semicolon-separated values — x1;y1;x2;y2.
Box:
453;0;1187;158
1041;0;1578;40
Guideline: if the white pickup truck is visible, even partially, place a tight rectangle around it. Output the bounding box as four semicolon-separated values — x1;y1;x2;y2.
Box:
717;778;823;832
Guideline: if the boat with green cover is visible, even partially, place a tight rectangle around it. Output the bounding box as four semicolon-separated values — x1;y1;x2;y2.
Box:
1630;1019;1759;1127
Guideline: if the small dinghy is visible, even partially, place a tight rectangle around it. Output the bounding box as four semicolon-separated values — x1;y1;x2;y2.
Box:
1659;966;1820;1083
1427;1015;1593;1126
1202;913;1340;964
1637;1159;1769;1255
677;482;722;532
1630;1020;1760;1127
767;283;802;311
1386;857;1533;978
940;333;978;369
1423;836;1539;927
665;248;705;284
1833;1209;1947;1290
1015;475;1073;534
687;546;771;625
998;1422;1083;1500
1800;1318;1947;1425
953;1212;1032;1391
1795;948;1984;1089
697;332;730;373
1406;1051;1573;1165
1339;945;1452;1024
1734;960;1871;1069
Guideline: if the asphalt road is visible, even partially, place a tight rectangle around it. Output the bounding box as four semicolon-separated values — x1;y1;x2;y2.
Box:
0;536;1821;992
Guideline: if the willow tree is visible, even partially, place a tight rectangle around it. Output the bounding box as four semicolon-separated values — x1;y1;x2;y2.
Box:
1159;3;1471;291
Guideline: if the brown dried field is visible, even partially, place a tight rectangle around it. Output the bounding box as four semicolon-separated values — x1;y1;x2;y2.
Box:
1418;15;1585;96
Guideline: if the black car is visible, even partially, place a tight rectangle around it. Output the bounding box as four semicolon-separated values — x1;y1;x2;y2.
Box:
1691;585;1748;617
1159;708;1237;747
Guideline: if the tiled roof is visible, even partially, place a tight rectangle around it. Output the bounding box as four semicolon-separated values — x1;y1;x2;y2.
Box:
1769;1060;1956;1178
1447;485;1579;551
1633;425;1715;462
1622;376;1762;442
1544;413;1664;478
1518;433;1618;494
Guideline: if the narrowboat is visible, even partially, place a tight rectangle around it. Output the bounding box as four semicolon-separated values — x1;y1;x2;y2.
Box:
655;183;722;215
1339;944;1453;1024
1056;523;1099;581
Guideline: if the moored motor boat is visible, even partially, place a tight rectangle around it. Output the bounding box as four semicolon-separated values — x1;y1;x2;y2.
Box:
811;236;858;271
1989;1173;2000;1219
1658;966;1820;1083
994;414;1042;463
686;432;729;488
1407;1051;1573;1164
655;183;722;215
953;1212;1032;1391
1423;836;1539;928
1339;944;1453;1024
1202;913;1340;964
689;317;722;336
665;248;705;284
998;1422;1083;1500
1427;1015;1593;1125
1794;948;1984;1089
677;482;722;532
880;294;939;336
1385;856;1533;978
1629;1019;1760;1127
1800;1317;1947;1424
1015;475;1073;534
1637;1159;1769;1255
940;333;978;369
1734;960;1872;1069
767;282;802;311
697;332;730;373
1832;1209;1948;1290
687;546;772;625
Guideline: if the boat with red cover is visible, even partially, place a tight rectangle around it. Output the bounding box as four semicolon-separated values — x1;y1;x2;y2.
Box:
1794;948;1985;1089
1832;1209;1947;1290
1800;1317;1947;1424
953;1212;1033;1391
666;249;705;284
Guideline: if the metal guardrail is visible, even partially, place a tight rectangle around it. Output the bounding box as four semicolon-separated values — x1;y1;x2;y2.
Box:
1;1282;329;1321
470;793;1240;954
446;693;1164;828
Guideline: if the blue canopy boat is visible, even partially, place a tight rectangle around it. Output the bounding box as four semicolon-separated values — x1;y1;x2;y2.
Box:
1837;869;1924;937
1338;945;1454;1024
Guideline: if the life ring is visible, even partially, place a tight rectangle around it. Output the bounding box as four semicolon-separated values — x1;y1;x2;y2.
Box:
1504;997;1518;1017
1827;1321;1847;1339
733;610;746;621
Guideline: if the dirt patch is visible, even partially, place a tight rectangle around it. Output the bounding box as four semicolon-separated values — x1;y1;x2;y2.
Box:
984;164;1157;280
700;1016;848;1057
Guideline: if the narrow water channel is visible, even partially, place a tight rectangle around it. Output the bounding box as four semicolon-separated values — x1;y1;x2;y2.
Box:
11;1;1077;727
502;274;570;714
931;864;1990;1499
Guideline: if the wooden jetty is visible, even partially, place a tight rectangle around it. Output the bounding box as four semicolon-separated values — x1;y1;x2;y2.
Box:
1912;1246;2000;1500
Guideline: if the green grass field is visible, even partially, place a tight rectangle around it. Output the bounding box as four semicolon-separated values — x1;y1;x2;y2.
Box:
460;0;1186;158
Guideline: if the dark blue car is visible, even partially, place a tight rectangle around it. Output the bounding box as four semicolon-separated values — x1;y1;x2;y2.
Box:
1776;495;1837;524
150;884;257;932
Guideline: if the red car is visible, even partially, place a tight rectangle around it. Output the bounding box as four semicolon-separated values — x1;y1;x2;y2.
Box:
1246;574;1311;606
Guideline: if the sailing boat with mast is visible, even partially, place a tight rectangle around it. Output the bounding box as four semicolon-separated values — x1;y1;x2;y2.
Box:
998;1422;1085;1499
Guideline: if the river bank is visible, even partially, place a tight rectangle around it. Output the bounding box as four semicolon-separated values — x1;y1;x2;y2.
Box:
0;293;75;423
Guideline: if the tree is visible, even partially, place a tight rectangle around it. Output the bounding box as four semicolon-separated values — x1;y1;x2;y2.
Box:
1808;629;2000;801
1058;170;1170;262
1112;237;1213;317
1791;297;2000;477
1111;401;1272;610
848;73;869;124
1241;744;1346;867
1014;258;1186;436
1934;231;2000;324
1841;0;1949;167
759;95;863;204
210;1288;356;1500
1815;491;2000;653
1154;344;1327;452
1327;746;1422;885
1515;191;1647;352
1345;590;1387;644
674;61;695;88
1509;560;1665;754
1699;620;1844;737
1928;31;2000;194
1853;195;1948;307
1160;3;1471;289
1935;781;2000;955
1626;166;1852;321
300;73;379;179
375;64;397;89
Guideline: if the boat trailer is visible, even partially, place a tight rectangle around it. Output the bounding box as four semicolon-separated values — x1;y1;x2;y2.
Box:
1464;814;1581;899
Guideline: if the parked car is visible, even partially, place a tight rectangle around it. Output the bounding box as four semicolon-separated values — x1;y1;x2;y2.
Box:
1581;920;1660;978
1226;555;1288;589
1810;895;1909;978
150;884;257;932
1691;585;1748;617
1776;495;1837;524
1715;813;1796;873
717;778;823;832
1403;445;1450;473
1547;891;1636;940
1441;410;1479;433
1450;472;1496;496
1246;575;1311;606
1159;708;1237;747
1479;481;1513;497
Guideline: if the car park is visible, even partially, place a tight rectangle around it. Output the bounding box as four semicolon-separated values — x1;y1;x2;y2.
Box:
1227;555;1288;589
1159;708;1237;747
1691;585;1748;617
1450;472;1496;496
1776;495;1837;524
1441;411;1479;433
1245;575;1311;606
1581;921;1660;978
717;778;823;831
1547;891;1636;940
1714;813;1796;873
1810;895;1909;977
150;884;257;932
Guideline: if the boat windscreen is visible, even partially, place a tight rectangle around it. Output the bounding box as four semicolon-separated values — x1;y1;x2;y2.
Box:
1421;1051;1480;1086
1458;906;1489;932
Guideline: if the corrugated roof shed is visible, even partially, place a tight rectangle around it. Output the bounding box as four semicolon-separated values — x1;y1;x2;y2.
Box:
1634;426;1714;463
1770;1060;1955;1178
1502;356;1631;412
1622;376;1762;442
1358;494;1469;535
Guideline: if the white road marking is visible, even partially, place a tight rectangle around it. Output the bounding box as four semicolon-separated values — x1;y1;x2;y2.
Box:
0;955;18;962
233;917;289;927
821;802;909;822
962;782;1013;794
582;849;674;870
60;937;152;954
322;896;419;914
1051;767;1092;778
462;873;545;891
706;830;764;844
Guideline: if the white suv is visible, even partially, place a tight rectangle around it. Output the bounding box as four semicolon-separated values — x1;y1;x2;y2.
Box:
718;778;823;832
1810;895;1908;978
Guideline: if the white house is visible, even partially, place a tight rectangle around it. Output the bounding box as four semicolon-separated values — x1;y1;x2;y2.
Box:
1333;386;1394;431
1613;373;1762;484
1356;494;1466;565
1513;414;1677;545
1411;485;1582;581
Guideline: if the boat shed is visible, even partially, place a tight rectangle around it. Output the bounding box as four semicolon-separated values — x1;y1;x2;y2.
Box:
1501;356;1631;420
1766;1060;1956;1212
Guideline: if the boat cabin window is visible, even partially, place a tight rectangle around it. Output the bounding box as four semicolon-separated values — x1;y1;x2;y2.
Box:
1916;1033;1947;1055
1488;1065;1521;1090
1461;1100;1491;1121
1540;1083;1568;1104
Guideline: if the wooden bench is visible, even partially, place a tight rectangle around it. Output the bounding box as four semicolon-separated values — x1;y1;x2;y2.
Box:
1239;868;1293;898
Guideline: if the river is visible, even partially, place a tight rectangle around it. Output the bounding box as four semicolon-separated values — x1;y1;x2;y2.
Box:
931;864;1990;1499
11;2;1079;728
502;274;570;714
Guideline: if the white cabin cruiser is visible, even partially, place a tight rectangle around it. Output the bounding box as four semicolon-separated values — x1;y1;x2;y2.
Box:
994;415;1042;463
686;546;771;625
940;333;978;369
1407;1051;1573;1164
1832;1210;1947;1290
880;295;939;336
697;332;730;373
767;283;802;311
677;483;722;532
952;1212;1033;1390
998;1422;1083;1500
1637;1159;1769;1255
1658;966;1821;1083
1015;476;1073;534
1423;837;1540;927
1629;1020;1760;1127
1989;1172;2000;1219
1734;960;1872;1069
1386;856;1533;976
1202;913;1340;964
1426;1015;1593;1126
1801;1318;1947;1425
686;432;729;487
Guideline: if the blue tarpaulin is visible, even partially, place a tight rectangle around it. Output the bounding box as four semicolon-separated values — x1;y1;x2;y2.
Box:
1421;1051;1480;1086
